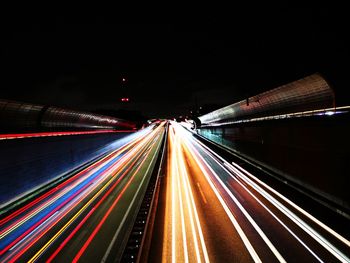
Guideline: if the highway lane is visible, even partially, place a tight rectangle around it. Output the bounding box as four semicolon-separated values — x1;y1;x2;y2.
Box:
159;122;350;262
161;122;254;262
0;123;165;262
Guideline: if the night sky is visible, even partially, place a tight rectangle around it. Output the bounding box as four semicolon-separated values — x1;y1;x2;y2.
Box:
1;5;349;118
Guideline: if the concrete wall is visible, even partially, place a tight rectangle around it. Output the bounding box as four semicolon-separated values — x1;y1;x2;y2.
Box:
197;113;350;211
0;132;133;207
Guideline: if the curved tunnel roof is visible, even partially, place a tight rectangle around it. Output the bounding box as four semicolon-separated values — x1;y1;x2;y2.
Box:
198;73;335;126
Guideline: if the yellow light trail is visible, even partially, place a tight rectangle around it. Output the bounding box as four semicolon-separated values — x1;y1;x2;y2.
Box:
167;124;210;263
171;127;176;263
173;130;189;263
181;124;350;263
21;126;161;263
173;122;261;263
0;133;145;240
192;133;350;250
178;141;210;263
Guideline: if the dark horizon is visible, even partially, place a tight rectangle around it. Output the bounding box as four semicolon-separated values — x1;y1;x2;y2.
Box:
1;6;349;119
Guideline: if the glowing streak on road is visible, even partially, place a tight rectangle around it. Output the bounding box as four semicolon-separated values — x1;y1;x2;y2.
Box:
0;130;133;140
0;125;162;262
225;164;324;262
192;132;350;249
7;147;139;263
175;145;189;263
171;129;177;263
230;161;350;248
30;126;163;262
170;123;261;262
168;125;210;263
0;133;144;234
225;164;350;263
0;139;129;223
179;146;210;263
181;139;287;262
32;148;146;263
71;148;152;263
179;124;350;263
0;134;144;256
176;135;201;262
190;145;297;262
101;132;164;263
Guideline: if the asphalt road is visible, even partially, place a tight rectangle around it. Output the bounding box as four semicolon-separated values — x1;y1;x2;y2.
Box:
0;123;165;263
152;122;350;263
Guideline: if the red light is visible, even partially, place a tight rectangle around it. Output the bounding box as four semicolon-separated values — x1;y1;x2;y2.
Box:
122;78;126;82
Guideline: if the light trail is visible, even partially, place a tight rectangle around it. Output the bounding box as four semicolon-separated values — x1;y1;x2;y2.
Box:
225;164;350;263
0;131;147;254
30;145;151;263
229;161;350;248
167;124;210;263
71;147;153;263
178;145;210;263
31;126;163;262
189;131;350;249
100;132;163;263
170;127;177;263
179;131;286;262
0;130;145;227
73;127;164;262
185;131;350;262
0;129;134;140
4;133;152;262
176;123;350;262
0;124;164;262
171;123;261;262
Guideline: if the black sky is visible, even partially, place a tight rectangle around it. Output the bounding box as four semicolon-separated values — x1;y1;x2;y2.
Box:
1;6;349;118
